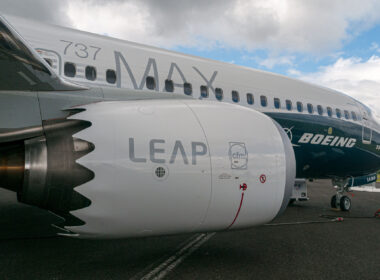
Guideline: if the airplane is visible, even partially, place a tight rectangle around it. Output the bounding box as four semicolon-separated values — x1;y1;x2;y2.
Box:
0;14;295;239
7;15;379;209
0;14;379;238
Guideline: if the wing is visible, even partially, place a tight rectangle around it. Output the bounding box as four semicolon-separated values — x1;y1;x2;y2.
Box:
0;14;85;91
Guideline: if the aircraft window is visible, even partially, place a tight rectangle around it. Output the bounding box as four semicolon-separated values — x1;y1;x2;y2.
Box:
286;100;292;111
184;83;192;95
106;69;117;84
274;98;280;109
64;62;76;77
165;79;174;92
317;105;323;115
336;108;342;118
246;93;254;105
351;111;357;121
232;90;240;103
307;103;313;114
44;58;53;67
344;110;350;119
85;66;97;81
146;76;156;90
260;95;267;107
327;107;332;117
200;86;209;98
296;102;303;112
215;88;223;101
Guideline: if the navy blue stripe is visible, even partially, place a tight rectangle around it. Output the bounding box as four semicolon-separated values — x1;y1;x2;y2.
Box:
266;112;380;179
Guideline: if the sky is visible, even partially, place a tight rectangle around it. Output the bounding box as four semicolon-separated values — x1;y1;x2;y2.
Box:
1;0;379;117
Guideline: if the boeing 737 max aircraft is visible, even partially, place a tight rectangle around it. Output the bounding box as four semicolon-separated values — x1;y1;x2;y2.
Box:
0;15;378;238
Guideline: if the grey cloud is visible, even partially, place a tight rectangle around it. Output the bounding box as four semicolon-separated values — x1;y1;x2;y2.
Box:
147;0;279;45
99;0;380;53
0;0;71;26
88;0;234;38
2;0;380;54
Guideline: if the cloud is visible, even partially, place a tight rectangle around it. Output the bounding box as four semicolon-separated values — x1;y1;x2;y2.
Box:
370;42;380;52
294;55;380;118
2;0;380;54
72;0;380;53
258;55;295;69
0;0;71;26
64;0;234;48
287;68;301;76
66;1;156;45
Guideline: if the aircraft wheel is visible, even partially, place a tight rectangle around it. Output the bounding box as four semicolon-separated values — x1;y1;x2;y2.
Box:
288;199;296;206
340;196;351;212
330;195;338;208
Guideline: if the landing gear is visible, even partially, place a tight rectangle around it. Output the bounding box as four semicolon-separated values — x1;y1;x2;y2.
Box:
331;194;351;211
340;196;351;211
330;179;352;211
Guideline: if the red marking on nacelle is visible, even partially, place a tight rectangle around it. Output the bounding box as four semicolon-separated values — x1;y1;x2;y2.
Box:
240;183;247;191
226;192;245;230
260;174;266;183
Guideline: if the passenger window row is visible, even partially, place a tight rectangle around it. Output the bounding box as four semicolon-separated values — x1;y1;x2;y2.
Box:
64;62;117;84
65;62;216;96
273;97;358;121
230;92;359;122
64;62;360;121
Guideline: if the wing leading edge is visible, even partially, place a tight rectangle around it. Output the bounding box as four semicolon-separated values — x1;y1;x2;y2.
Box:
0;14;85;91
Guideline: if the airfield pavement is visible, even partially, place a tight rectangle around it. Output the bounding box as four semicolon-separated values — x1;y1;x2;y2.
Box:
1;180;380;280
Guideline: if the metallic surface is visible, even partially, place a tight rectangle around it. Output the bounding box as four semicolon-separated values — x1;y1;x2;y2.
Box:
272;120;296;218
12;118;94;227
2;13;379;182
63;100;292;238
20;137;48;206
0;13;378;244
0;91;42;143
0;141;25;192
0;15;85;91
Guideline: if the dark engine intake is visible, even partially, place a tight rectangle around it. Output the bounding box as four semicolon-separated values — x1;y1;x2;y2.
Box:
0;118;94;226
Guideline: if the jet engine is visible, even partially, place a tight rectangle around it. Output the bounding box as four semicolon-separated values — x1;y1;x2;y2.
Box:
0;100;295;238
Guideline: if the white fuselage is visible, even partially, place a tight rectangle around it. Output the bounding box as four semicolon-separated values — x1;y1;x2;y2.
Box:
6;15;380;180
8;14;374;128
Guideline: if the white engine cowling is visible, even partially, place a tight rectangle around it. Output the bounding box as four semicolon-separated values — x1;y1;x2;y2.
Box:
62;99;295;238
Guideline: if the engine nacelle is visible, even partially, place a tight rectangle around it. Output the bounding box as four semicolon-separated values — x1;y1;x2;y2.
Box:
1;100;295;238
67;100;295;238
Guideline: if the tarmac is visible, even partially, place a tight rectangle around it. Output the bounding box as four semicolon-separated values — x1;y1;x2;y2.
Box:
1;180;380;280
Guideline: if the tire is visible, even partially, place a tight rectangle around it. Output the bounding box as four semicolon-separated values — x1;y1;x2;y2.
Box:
330;195;338;208
340;196;351;211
